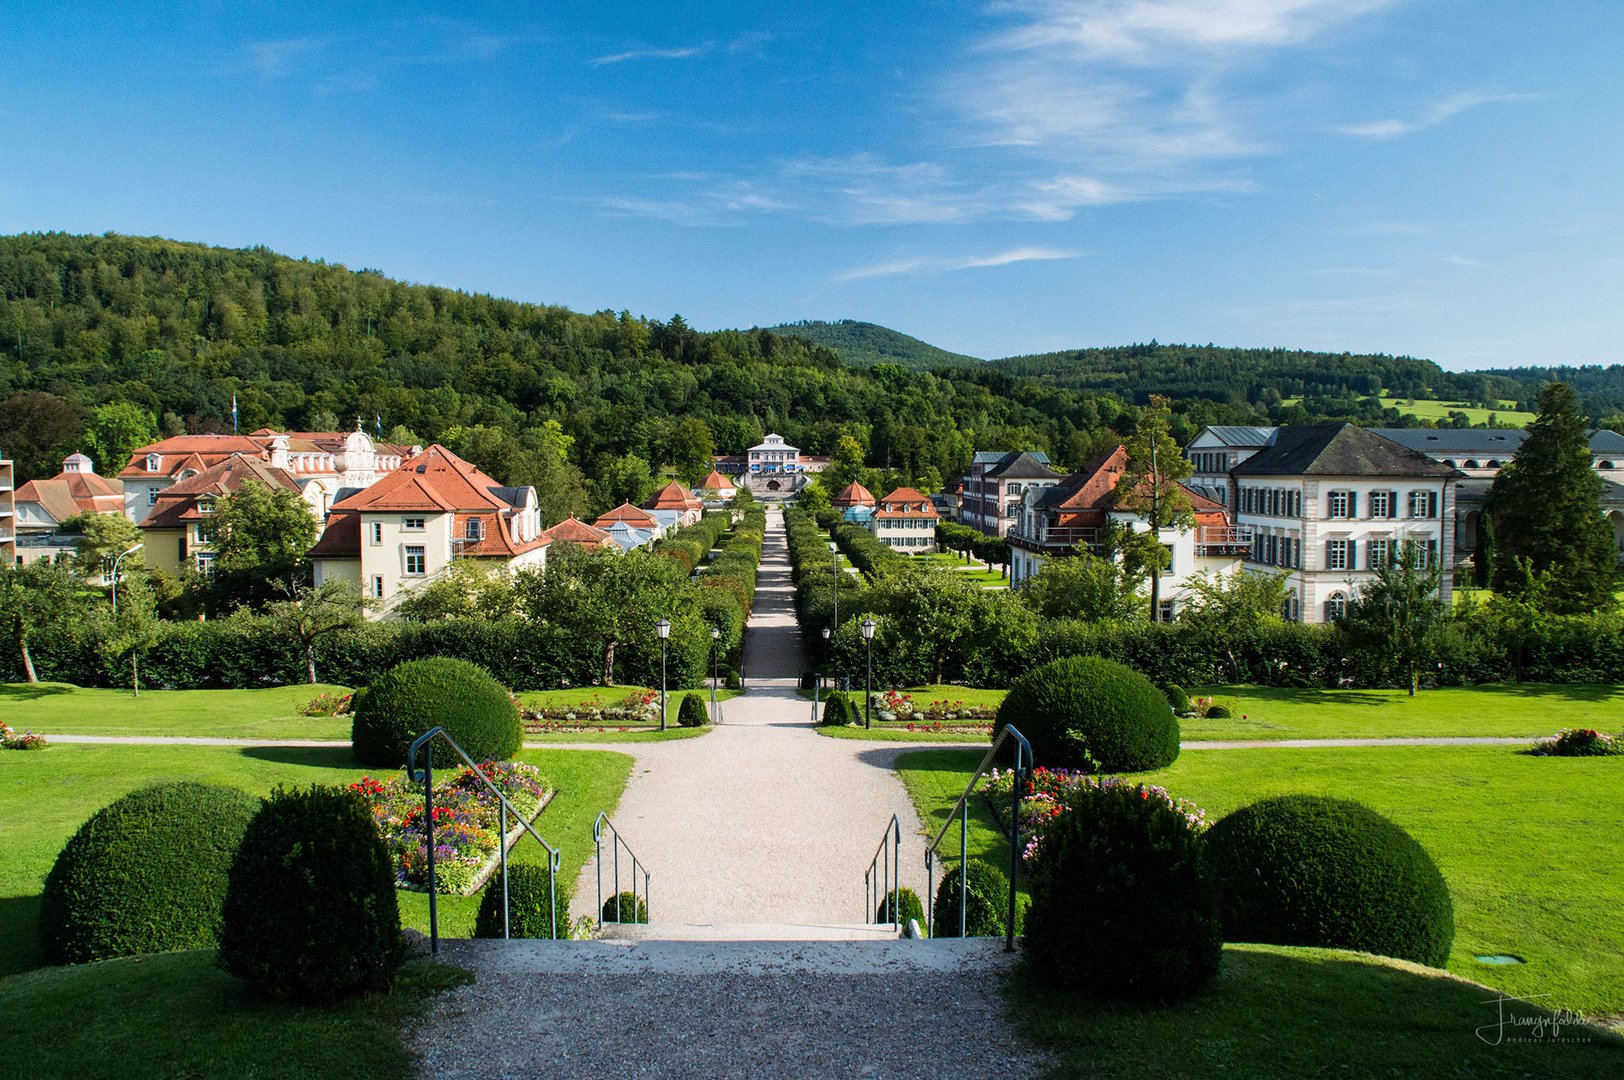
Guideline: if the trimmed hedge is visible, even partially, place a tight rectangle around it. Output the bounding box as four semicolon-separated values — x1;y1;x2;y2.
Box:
677;692;709;727
1205;795;1455;967
219;785;404;1002
995;655;1179;772
931;859;1009;938
473;864;569;939
1024;780;1221;1000
351;657;521;768
40;782;261;965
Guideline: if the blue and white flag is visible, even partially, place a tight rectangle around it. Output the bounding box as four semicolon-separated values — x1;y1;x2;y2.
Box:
232;393;238;433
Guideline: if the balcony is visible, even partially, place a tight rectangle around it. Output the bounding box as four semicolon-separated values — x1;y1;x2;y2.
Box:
1008;524;1103;554
1194;525;1254;557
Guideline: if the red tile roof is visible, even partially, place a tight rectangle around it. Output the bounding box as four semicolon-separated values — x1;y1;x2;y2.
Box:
875;487;939;520
595;502;659;528
331;445;508;514
644;480;703;511
698;469;736;492
14;467;123;522
540;516;613;549
308;510;361;559
832;481;876;507
139;454;303;529
117;436;270;480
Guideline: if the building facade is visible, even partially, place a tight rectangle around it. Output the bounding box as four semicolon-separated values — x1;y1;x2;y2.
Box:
139;454;306;577
866;487;940;553
0;458;14;567
11;454;126;573
713;434;828;497
957;451;1062;537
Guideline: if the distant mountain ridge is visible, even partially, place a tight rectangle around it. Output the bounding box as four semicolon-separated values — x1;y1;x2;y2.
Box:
763;319;984;369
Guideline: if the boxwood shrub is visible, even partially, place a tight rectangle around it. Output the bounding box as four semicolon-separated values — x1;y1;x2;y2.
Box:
1023;779;1220;1001
877;886;924;926
1163;683;1192;715
1205;795;1454;967
39;782;260;965
600;890;649;925
995;655;1179;772
931;859;1009;938
219;785;404;1001
350;656;521;767
821;690;856;726
677;692;709;727
474;864;570;939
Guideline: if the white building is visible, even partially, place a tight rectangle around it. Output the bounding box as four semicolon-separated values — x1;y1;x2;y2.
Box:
866;487;940;553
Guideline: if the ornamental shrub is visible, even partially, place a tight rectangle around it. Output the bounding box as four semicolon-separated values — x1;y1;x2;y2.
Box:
1163;683;1192;715
219;785;404;1002
473;864;570;939
677;692;709;727
40;782;260;965
1206;703;1232;719
1205;795;1454;967
600;890;649;925
350;656;521;767
1023;779;1221;1000
994;655;1179;773
1531;728;1623;756
931;859;1009;938
877;886;924;926
822;690;856;726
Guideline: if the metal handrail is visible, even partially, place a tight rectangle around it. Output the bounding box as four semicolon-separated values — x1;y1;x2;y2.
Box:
407;726;563;953
865;815;903;930
924;724;1032;950
593;812;651;926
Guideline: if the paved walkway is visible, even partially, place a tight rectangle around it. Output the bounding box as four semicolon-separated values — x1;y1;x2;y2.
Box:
569;507;928;930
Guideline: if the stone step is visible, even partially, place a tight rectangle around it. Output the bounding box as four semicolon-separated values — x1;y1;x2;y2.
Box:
435;935;1014;976
598;921;902;942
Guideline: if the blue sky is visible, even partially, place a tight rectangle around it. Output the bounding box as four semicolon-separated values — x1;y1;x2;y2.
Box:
3;1;1621;370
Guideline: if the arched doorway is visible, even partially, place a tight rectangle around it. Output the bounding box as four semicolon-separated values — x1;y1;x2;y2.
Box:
766;479;782;492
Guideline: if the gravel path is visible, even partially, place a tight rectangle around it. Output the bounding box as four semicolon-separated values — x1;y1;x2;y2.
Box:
409;938;1053;1079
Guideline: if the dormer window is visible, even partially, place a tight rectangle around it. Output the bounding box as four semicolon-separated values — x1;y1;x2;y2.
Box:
465;518;485;541
146;454;161;472
197;498;216;515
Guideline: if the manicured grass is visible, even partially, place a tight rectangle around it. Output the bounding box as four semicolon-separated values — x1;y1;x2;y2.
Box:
524;724;714;743
917;550;1009;586
1182;683;1624;741
0;951;472;1080
896;745;1624;1016
0;743;633;978
1376;395;1534;425
516;684;741;708
1012;944;1624;1079
0;682;354;739
816;723;991;743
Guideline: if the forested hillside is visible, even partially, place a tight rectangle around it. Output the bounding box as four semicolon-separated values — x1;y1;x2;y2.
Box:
0;234;1126;506
764;319;983;369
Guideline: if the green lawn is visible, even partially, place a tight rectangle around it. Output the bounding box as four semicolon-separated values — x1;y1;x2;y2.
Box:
896;745;1624;1016
1182;683;1623;741
0;743;634;978
1280;395;1534;426
0;951;471;1080
1;682;354;739
1011;945;1624;1079
917;550;1009;586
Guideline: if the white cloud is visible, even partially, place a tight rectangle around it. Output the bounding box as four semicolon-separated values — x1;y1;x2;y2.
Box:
591;45;708;66
837;247;1079;281
242;37;331;78
1441;254;1489;269
1338;92;1540;139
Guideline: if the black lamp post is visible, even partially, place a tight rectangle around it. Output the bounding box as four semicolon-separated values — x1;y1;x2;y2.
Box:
860;617;877;729
656;618;671;731
828;540;839;630
709;625;720;723
815;625;831;721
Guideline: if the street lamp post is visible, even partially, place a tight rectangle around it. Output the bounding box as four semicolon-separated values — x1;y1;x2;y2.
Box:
709;626;721;724
814;625;831;722
656;618;671;731
110;542;144;618
828;540;839;631
860;617;877;730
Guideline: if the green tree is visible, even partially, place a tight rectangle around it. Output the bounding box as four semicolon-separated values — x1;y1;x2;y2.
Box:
1020;551;1144;622
104;571;159;696
212;482;318;606
266;580;364;684
517;547;694;686
594;454;657;514
1344;542;1445;696
1486;382;1616;613
393;559;518;622
61;511;144;581
822;434;869;491
0;391;82;481
1112;396;1195;622
0;561;86;682
1177;570;1293;632
83;401;157;475
665;418;716;486
796;478;832;516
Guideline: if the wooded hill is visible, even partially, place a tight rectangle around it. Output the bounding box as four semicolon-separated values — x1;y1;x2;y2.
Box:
764;319;984;369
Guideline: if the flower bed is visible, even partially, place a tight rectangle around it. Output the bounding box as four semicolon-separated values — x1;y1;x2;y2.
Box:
0;720;46;750
1531;728;1623;757
349;760;553;895
874;690;996;723
979;766;1208;863
522;689;658;732
300;691;354;717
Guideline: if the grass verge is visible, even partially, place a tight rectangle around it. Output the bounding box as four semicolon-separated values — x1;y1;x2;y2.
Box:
895;745;1624;1016
0;950;472;1080
1;682;353;739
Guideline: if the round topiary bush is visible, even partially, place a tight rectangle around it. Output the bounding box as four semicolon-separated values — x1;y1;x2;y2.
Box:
677;692;708;727
219;785;404;1002
350;656;521;767
1205;795;1454;967
600;890;649;924
877;886;924;926
931;859;1009;938
1206;703;1232;719
39;782;261;965
1163;684;1192;715
1023;779;1220;1000
994;656;1179;772
473;864;570;939
821;690;854;726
